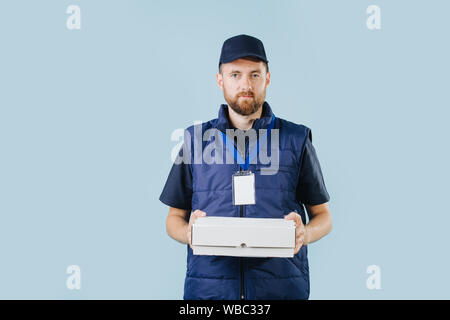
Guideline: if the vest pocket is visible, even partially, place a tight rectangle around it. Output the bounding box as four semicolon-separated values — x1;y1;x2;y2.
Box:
253;165;293;175
187;254;199;274
253;165;298;194
286;254;309;283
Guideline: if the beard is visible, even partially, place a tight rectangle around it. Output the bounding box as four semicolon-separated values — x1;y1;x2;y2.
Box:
224;88;266;116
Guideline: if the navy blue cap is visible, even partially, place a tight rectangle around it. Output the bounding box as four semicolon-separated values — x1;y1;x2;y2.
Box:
219;34;268;68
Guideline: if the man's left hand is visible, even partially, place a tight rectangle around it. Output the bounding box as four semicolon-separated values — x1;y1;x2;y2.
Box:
284;212;308;254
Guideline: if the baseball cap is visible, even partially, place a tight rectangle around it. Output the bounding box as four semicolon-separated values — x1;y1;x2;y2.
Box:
219;34;268;68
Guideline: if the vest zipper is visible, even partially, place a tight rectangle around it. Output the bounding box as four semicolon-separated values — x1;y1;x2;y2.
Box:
238;136;248;300
240;204;245;300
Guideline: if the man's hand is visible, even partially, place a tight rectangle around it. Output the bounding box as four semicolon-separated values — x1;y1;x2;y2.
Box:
284;211;308;254
187;209;206;249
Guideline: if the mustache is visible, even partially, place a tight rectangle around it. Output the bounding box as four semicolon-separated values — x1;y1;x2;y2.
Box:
238;92;254;97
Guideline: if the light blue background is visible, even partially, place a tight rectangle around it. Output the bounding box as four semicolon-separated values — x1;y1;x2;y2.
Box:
1;0;449;299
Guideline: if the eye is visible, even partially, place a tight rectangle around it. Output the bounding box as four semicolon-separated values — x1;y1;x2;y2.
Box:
231;73;238;78
252;73;260;78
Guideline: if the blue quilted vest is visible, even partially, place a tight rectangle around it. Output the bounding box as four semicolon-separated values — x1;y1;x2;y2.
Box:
183;101;311;300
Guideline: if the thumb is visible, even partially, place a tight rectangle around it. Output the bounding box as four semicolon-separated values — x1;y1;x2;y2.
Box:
284;212;296;219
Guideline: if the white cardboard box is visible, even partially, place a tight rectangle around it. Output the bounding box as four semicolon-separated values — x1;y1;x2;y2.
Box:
192;216;296;258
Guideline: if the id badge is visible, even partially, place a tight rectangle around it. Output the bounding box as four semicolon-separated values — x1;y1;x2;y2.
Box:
232;171;256;205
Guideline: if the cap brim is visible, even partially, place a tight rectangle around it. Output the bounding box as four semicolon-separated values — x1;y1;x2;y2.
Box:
220;53;268;65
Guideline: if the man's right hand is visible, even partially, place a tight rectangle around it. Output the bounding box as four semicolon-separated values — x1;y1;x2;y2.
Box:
187;209;206;249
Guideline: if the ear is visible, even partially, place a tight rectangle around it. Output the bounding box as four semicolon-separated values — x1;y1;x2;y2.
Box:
216;72;223;90
265;71;271;88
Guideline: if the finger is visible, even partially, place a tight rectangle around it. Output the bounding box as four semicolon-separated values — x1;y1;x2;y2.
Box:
295;215;303;227
295;237;303;252
296;227;305;238
190;210;205;223
285;213;300;227
294;242;300;254
298;236;304;245
284;212;297;220
195;210;206;217
286;212;302;227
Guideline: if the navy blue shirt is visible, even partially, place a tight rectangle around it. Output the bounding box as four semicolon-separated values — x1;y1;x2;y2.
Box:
159;129;330;211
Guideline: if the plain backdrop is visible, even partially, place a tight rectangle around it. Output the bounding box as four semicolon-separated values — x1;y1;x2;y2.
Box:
0;0;449;299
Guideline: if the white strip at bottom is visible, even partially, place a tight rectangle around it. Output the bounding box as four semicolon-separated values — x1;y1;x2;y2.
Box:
193;245;294;258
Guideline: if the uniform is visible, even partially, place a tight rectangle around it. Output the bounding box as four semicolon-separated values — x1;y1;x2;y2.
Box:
159;101;330;299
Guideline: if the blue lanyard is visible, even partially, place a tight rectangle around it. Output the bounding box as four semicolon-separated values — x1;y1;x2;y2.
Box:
220;114;275;171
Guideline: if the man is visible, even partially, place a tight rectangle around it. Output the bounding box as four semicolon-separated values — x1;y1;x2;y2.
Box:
159;34;332;300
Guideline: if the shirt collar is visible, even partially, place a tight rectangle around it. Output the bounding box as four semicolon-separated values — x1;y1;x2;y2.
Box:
215;101;274;132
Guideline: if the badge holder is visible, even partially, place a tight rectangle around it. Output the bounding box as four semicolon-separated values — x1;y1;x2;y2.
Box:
232;170;256;206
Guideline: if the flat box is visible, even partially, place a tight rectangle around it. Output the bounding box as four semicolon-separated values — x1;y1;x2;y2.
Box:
192;216;296;258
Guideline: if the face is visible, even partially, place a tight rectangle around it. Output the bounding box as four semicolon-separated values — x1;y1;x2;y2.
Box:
217;58;270;116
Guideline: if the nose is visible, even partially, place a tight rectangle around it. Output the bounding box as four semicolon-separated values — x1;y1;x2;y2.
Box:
240;76;252;91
